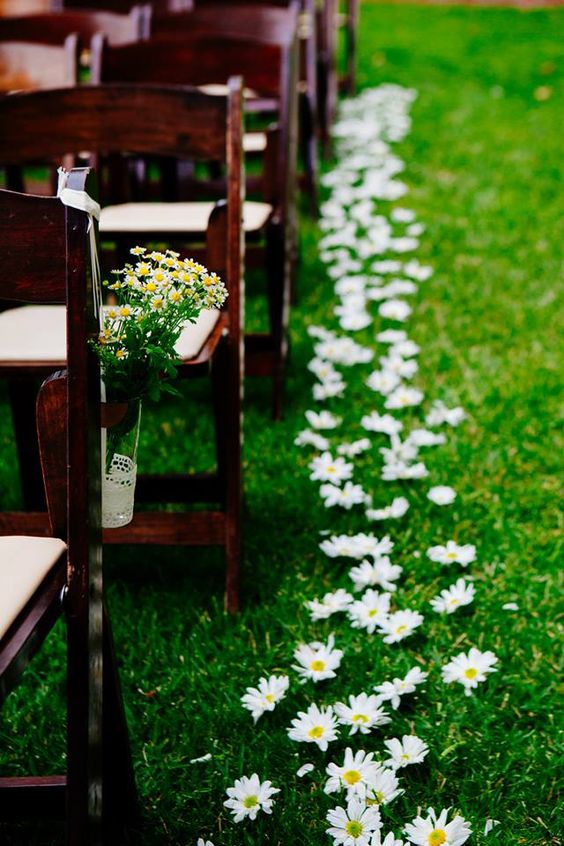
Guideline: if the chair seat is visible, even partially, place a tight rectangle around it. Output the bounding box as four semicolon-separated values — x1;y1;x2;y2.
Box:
0;536;66;640
100;200;272;235
243;132;267;153
0;305;222;364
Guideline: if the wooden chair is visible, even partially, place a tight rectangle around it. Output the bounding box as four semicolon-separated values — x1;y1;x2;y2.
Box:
340;0;359;94
58;0;192;11
0;170;137;844
0;6;150;51
0;82;244;612
316;0;338;155
160;0;318;214
92;32;297;419
0;33;77;92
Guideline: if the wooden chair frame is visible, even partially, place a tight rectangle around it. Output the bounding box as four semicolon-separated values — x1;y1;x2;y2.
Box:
0;82;244;612
0;170;137;845
0;32;78;93
0;6;150;49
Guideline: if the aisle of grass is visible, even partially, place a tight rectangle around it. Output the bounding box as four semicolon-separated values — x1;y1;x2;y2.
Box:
0;6;562;845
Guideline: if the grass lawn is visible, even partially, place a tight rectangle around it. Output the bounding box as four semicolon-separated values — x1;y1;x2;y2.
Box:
0;4;562;845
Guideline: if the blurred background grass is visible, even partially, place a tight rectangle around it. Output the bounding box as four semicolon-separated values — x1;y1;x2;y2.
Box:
0;4;562;844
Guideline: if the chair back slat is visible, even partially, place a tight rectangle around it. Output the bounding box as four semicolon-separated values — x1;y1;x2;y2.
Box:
0;7;149;47
152;2;299;46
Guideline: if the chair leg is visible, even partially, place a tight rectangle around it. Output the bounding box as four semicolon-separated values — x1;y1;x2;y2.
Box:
265;224;289;421
300;92;319;218
8;377;46;511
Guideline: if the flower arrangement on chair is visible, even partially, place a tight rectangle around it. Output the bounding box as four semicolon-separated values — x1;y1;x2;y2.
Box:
92;246;228;528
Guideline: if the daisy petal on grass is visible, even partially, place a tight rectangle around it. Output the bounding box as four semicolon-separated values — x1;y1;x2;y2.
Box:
383;735;429;769
430;578;475;614
240;675;289;722
334;693;391;735
288;702;339;751
305;409;342;429
374;666;428;709
223;774;280;823
326;797;382;846
375;832;407;846
296;762;315;778
306;589;353;620
441;647;498;695
404;807;471;845
293;634;344;683
310;452;354;483
366;497;409;521
425;401;466;427
348;590;391;634
365;766;403;807
294;429;331;451
349;558;403;593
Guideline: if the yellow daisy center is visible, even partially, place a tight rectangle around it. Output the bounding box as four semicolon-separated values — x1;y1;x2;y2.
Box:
401;753;410;760
308;725;324;739
464;667;478;679
352;713;369;723
243;795;259;809
265;694;274;703
395;625;407;634
343;770;361;785
310;659;326;672
428;830;447;846
368;609;378;617
446;551;457;560
367;790;385;805
145;281;157;292
345;820;363;838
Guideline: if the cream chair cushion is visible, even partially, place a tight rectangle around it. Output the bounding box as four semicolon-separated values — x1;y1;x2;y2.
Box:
0;305;66;363
100;200;271;235
0;304;220;363
243;132;267;153
0;536;66;640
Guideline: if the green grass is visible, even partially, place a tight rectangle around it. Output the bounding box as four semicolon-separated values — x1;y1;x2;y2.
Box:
1;5;563;845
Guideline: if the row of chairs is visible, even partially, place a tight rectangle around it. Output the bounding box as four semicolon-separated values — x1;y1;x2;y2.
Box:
0;1;358;842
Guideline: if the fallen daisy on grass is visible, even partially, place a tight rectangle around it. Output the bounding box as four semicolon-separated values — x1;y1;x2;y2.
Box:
223;774;280;823
240;675;290;722
189;753;212;764
196;839;214;846
292;634;344;683
427;541;476;567
385;386;424;410
338;438;372;457
294;429;331;451
375;832;406;846
349;558;403;593
325;748;382;799
441;647;498;695
321;481;370;509
306;588;354;620
366;496;409;521
365;766;403;807
348;589;392;634
326;797;382;846
405;429;446;447
383;735;429;769
321;533;394;561
334;693;391;735
427;486;457;506
430;578;475;614
378;609;424;643
484;819;500;835
306;409;343;429
287;702;339;751
361;411;404;436
404;807;471;845
502;601;519;611
374;665;428;709
379;299;412;322
425;400;466;428
310;452;354;483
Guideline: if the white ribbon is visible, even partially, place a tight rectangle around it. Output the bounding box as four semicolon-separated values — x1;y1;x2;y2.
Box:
57;167;103;327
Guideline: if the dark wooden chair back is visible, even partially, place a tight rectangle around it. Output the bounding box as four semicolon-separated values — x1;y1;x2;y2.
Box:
0;6;150;48
0;169;112;840
0;34;77;91
58;0;192;10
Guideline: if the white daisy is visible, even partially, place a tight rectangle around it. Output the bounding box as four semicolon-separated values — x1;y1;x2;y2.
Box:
404;807;471;845
348;590;392;634
390;339;420;358
379;299;412;322
294;429;331;450
337;438;372;457
320;533;394;561
223;774;280;823
374;832;407;846
366;497;409;521
349;558;403;593
314;379;346;401
383;735;429;769
427;541;476;567
361;412;403;436
287;703;339;751
380;354;418;380
378;610;424;644
373;260;403;275
320;482;370;509
310;452;353;484
403;260;433;281
391;207;415;223
197;839;214;846
306;589;353;621
366;370;401;396
427;486;457;506
441;647;498;696
382;460;429;481
305;409;342;429
365;766;403;806
374;666;428;709
308;358;342;383
385;386;424;409
376;328;407;343
425;401;465;427
405;429;446;447
326;797;382;846
430;579;475;614
325;749;382;800
292;634;344;683
334;693;391;736
240;675;289;722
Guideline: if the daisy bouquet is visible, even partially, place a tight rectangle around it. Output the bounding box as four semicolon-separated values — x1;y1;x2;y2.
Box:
93;246;228;403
